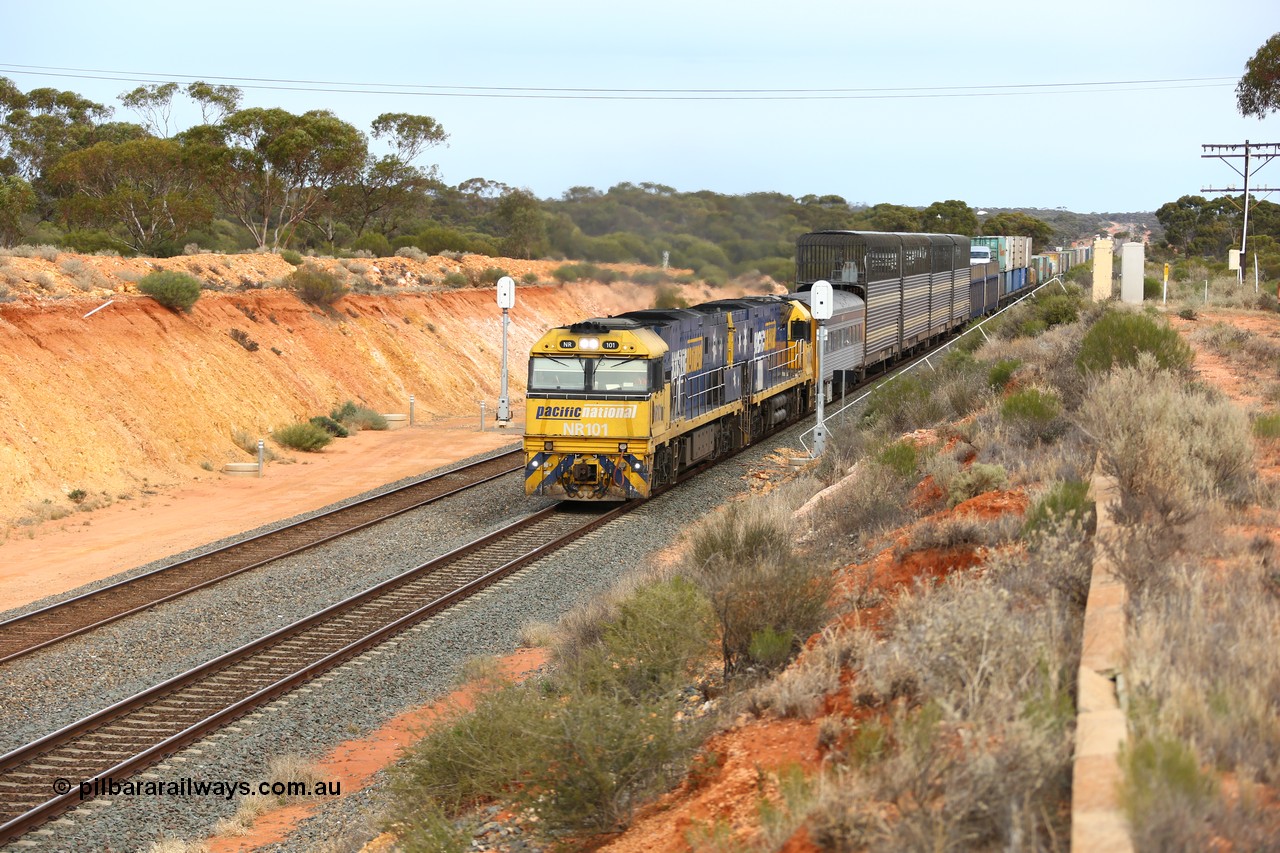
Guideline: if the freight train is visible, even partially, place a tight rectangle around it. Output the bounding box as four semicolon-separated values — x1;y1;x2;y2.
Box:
523;230;1080;500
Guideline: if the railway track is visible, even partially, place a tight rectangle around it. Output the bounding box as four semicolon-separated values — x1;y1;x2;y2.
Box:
0;448;524;666
0;502;628;843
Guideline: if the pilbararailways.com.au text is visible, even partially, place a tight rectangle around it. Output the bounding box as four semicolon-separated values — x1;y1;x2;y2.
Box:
53;776;341;801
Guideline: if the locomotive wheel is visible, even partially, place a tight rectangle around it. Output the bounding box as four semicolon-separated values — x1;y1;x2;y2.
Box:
654;445;673;487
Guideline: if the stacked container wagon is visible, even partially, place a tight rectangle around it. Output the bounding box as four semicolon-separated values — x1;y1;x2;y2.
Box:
1038;245;1092;281
969;237;1093;315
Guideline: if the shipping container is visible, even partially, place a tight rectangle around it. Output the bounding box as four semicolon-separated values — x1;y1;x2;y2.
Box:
971;236;1010;271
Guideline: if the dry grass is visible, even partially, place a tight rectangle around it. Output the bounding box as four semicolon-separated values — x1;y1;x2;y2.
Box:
1166;270;1278;311
685;495;832;676
1121;539;1280;848
894;515;1012;558
214;754;324;837
141;839;210;853
803;458;917;562
1078;355;1255;526
797;529;1086;849
1127;554;1280;784
749;625;868;719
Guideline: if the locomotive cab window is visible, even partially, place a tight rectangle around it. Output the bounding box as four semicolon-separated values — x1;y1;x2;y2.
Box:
593;358;650;392
529;356;587;392
529;355;651;394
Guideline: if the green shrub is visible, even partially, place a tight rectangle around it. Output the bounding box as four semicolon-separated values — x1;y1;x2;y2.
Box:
520;271;539;285
686;499;831;675
862;374;943;433
1077;309;1194;374
272;421;332;452
1254;412;1280;439
476;266;508;285
351;232;393;257
331;400;388;430
279;249;303;266
699;265;729;287
519;689;700;832
1143;275;1162;300
653;284;688;309
1023;480;1094;536
309;415;349;438
67;488;87;504
138;270;202;312
392;679;700;836
1000;387;1062;442
1121;735;1219;850
1034;291;1081;328
286;263;349;305
948;463;1008;506
63;229;131;255
748;627;796;671
442;272;468;288
987;358;1021;389
629;270;671;286
557;576;713;702
874;440;919;478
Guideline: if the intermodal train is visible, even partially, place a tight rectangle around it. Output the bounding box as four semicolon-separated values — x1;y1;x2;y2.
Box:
523;230;1085;500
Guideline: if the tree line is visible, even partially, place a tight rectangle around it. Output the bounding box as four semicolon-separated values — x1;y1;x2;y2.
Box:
1;77;1123;282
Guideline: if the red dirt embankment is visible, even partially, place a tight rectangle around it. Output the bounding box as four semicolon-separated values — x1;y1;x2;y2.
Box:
0;251;757;531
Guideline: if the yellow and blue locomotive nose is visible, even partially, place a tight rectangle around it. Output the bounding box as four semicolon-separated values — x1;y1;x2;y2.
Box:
525;452;649;499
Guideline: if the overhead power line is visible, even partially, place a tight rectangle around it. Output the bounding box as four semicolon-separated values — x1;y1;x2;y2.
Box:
0;63;1236;101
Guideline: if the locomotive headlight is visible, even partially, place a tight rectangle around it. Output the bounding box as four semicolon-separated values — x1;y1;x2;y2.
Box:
579;337;600;350
531;459;540;468
617;442;628;452
633;461;642;470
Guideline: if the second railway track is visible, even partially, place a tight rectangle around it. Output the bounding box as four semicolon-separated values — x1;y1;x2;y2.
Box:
0;447;524;665
0;501;628;843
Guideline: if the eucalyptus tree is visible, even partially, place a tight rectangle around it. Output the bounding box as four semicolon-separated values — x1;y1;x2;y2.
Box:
0;175;36;245
981;211;1055;252
310;112;447;241
1237;32;1280;118
0;78;113;183
920;199;980;236
184;107;367;250
50;137;213;255
118;82;180;137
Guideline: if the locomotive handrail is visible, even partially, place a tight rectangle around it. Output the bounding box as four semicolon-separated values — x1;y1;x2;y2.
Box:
798;276;1066;457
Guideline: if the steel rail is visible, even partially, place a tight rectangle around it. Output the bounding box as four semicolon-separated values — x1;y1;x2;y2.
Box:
0;447;523;665
0;501;629;843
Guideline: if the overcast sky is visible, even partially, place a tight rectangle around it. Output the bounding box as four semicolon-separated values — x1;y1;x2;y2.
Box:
3;0;1278;214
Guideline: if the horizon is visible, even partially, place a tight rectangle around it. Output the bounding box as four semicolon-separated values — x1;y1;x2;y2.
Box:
4;0;1279;213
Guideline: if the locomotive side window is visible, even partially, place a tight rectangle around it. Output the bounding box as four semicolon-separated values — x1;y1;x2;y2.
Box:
529;356;587;391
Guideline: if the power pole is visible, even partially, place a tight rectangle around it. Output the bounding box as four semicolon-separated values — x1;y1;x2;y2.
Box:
1201;140;1280;285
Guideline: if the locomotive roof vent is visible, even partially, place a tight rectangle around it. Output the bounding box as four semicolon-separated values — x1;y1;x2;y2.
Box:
568;318;640;333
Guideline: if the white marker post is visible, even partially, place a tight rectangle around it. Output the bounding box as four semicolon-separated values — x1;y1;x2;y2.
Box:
810;280;834;457
496;276;516;427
